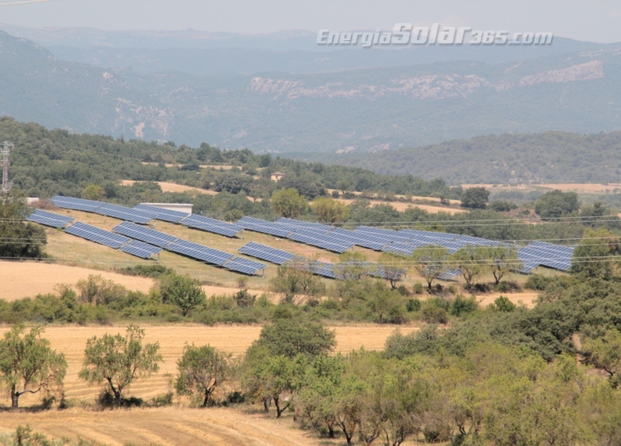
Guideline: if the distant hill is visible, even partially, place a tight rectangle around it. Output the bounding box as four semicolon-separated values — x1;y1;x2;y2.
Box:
333;131;621;184
1;29;621;154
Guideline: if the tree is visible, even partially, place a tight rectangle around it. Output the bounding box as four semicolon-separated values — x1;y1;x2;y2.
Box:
485;245;521;285
584;328;621;388
0;326;66;408
79;325;162;406
460;187;490;209
534;190;580;220
0;191;46;258
451;245;487;286
213;172;253;194
376;253;408;289
82;184;105;200
175;344;232;407
570;229;619;279
336;252;373;281
270;188;308;218
270;259;326;305
255;317;336;359
411;245;450;290
310;197;350;224
157;272;206;316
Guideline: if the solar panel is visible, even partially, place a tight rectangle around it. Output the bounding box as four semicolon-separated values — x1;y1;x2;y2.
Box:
95;203;153;224
311;261;337;279
438;269;461;281
330;228;388;251
51;196;104;212
112;222;178;247
238;242;296;265
64;222;131;249
133;204;189;223
182;215;243;238
236;216;296;238
276;218;334;233
121;240;162;259
518;242;574;272
167;240;235;265
288;231;353;253
27;209;74;228
224;257;266;275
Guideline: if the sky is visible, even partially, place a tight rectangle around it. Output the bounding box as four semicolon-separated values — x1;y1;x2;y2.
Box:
0;0;620;43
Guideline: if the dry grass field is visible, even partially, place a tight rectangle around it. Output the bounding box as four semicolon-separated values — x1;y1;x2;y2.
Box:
120;180;217;196
462;182;621;195
0;406;324;446
335;198;465;214
0;262;154;301
0;324;416;445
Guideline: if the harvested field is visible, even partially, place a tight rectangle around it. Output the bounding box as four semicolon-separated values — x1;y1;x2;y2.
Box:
534;183;621;194
0;406;323;446
336;198;465;214
0;324;417;407
462;183;621;195
0;261;154;301
120;180;217;196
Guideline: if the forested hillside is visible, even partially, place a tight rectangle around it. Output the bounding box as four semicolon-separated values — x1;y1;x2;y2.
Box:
336;131;621;184
1;117;458;200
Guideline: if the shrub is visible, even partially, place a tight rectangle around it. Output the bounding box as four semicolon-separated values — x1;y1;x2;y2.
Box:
406;298;421;312
494;296;516;312
234;289;256;308
450;295;478;317
421;304;449;324
413;283;424;294
116;264;174;279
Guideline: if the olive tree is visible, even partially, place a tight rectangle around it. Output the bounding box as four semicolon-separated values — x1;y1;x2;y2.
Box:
0;325;67;408
79;325;162;406
175;344;232;407
411;245;450;290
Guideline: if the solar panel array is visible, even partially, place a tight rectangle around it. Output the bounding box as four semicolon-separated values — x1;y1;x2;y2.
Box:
238;242;296;265
121;241;163;259
236;216;296;237
51;196;104;212
111;222;264;274
27;209;74;228
64;222;132;249
112;222;178;247
181;214;243;238
519;241;574;272
133;204;188;223
225;257;268;275
167;240;235;266
96;203;153;224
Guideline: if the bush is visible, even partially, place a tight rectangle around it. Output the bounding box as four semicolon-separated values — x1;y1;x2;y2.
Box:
116;264;174;279
494;296;516;312
525;274;553;290
397;285;411;296
421;304;449;324
450;295;478;317
234;289;256;308
496;281;521;293
406;298;421;312
413;283;424;294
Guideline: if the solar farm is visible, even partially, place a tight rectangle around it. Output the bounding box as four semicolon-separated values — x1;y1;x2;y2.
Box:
27;195;577;284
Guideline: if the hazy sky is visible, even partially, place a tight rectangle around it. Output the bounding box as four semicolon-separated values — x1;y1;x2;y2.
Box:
1;0;620;43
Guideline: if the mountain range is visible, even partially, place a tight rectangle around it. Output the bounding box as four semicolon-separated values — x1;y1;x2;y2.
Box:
0;25;620;158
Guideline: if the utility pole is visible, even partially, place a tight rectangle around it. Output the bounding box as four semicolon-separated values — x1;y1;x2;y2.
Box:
1;141;13;193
